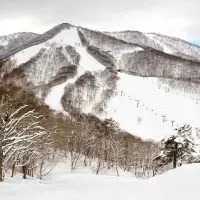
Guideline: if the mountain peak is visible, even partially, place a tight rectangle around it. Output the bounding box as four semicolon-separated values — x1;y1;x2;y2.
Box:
47;23;75;32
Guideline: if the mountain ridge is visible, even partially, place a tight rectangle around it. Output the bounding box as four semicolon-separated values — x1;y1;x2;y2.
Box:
1;23;200;62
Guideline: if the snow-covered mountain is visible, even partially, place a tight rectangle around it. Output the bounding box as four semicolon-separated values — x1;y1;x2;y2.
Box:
1;23;200;140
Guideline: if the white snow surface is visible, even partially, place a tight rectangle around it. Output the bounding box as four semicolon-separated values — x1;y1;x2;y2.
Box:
1;162;200;200
104;72;200;140
13;43;47;65
117;47;144;62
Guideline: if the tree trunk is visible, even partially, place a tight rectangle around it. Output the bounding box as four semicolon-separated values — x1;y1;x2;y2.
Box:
0;146;3;181
173;143;178;169
22;165;27;179
39;160;44;179
11;162;16;178
84;155;87;166
64;149;67;158
115;160;119;176
96;160;101;175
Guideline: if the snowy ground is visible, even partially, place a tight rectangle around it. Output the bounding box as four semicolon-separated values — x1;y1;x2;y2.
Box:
1;162;200;200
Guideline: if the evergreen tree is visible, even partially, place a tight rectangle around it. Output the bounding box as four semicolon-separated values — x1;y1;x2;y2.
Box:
154;125;196;170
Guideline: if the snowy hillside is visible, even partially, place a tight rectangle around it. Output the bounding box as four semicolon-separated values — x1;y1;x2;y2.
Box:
1;162;200;200
0;32;38;56
1;23;200;140
105;30;200;61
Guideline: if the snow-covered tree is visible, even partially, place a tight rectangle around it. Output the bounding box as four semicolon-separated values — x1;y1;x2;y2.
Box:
154;125;196;170
0;103;48;181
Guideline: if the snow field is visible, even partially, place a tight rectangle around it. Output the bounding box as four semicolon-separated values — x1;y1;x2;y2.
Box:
1;162;200;200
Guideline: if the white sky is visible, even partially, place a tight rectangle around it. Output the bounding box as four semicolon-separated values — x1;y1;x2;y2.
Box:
0;0;199;40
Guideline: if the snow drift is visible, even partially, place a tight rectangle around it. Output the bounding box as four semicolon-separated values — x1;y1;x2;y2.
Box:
1;162;200;200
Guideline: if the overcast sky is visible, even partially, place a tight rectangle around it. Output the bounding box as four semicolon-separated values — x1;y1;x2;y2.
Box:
0;0;199;40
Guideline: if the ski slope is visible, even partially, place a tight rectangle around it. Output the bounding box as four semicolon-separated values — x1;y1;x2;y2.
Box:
104;72;200;140
45;27;106;112
1;163;200;200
